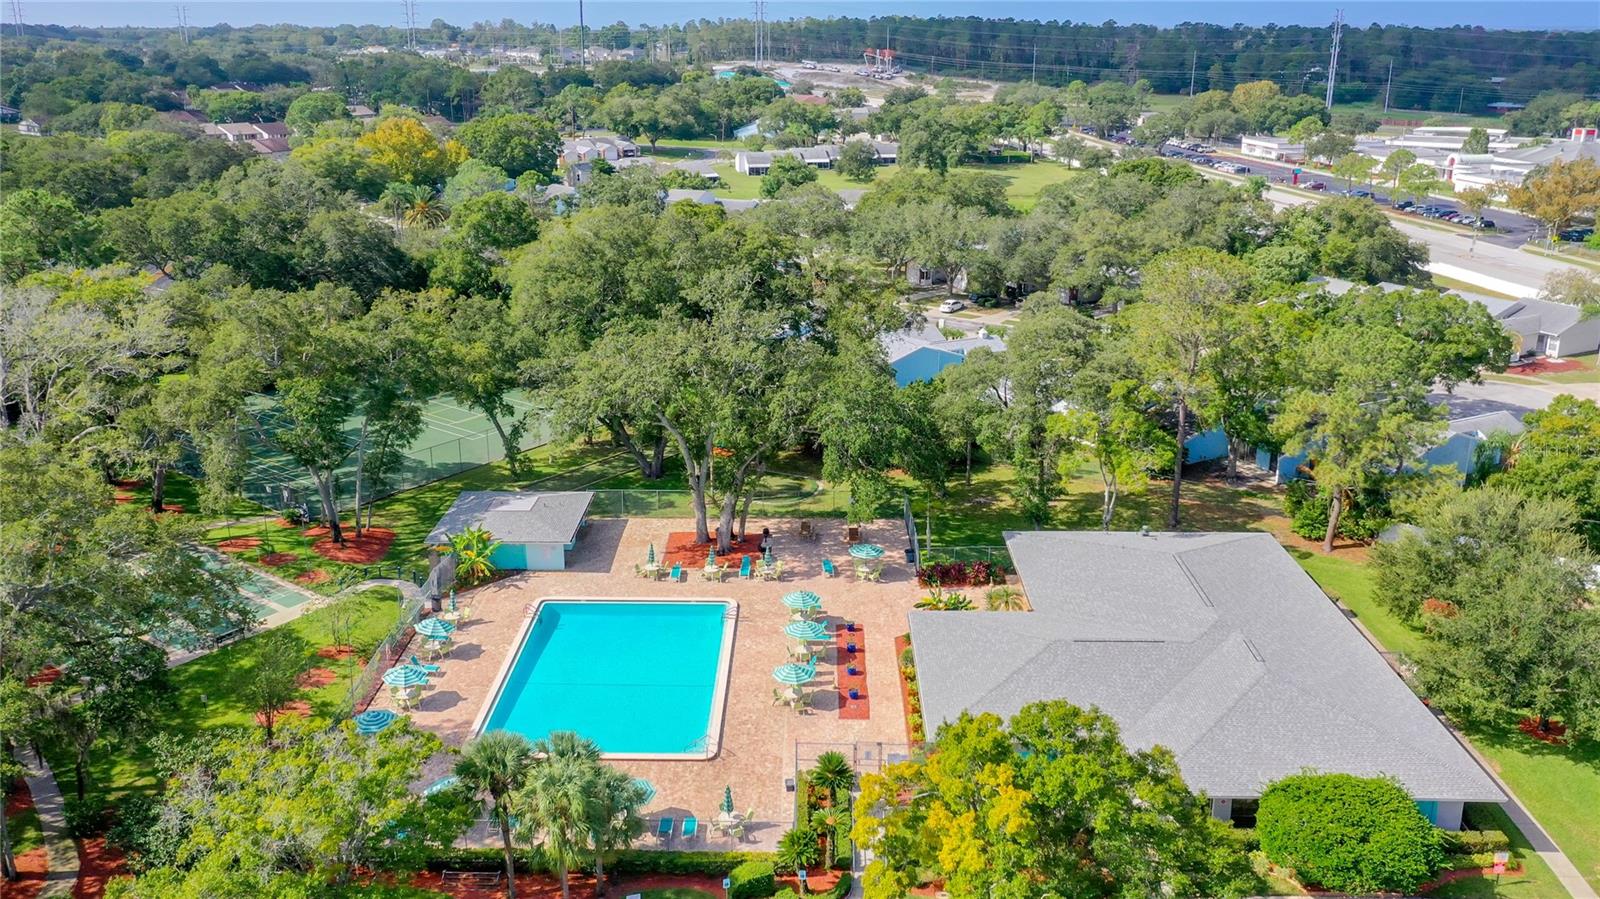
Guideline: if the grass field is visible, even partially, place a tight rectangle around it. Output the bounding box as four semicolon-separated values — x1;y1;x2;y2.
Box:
47;587;403;805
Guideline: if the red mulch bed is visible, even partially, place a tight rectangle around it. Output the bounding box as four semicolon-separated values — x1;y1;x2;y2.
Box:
9;846;48;899
296;667;338;689
73;837;128;899
258;552;298;567
25;666;62;687
895;634;924;747
661;530;765;569
1519;717;1568;744
1506;356;1587;376
312;528;396;564
110;478;147;489
301;522;356;538
317;645;357;660
275;518;301;528
838;625;870;720
254;700;311;727
215;537;263;553
111;492;135;504
295;570;333;586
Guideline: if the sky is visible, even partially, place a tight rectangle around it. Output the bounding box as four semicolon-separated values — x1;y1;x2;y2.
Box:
18;1;1600;31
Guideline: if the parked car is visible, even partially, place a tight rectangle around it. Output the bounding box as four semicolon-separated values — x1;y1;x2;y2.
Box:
937;298;966;313
1349;189;1373;199
1393;200;1415;210
1305;181;1328;191
1557;227;1594;242
1477;219;1497;230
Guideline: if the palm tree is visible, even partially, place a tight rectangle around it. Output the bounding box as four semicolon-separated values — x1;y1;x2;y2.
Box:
585;765;647;895
379;181;424;228
535;730;602;764
984;586;1026;611
450;526;503;587
404;193;450;228
455;731;535;899
809;806;847;865
808;751;855;797
776;826;823;892
516;754;593;899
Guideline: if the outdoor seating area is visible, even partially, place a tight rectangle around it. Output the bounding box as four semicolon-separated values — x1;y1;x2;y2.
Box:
379;596;473;712
369;515;919;853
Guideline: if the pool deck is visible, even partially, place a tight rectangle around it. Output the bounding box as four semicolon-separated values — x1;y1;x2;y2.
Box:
371;516;925;852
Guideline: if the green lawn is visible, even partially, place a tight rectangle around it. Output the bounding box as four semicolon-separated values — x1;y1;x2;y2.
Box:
707;157;1078;209
122;470;268;521
48;586;404;805
6;801;42;855
1535;353;1598;385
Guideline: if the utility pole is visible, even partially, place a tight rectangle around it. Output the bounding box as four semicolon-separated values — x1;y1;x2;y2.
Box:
1189;49;1198;96
1382;59;1393;113
577;0;586;69
1324;9;1344;110
1031;44;1037;83
174;4;189;44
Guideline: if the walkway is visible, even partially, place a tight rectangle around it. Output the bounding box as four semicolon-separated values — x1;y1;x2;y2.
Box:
13;749;78;898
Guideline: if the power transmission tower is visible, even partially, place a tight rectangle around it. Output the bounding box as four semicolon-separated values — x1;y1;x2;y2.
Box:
174;5;189;44
1324;9;1344;110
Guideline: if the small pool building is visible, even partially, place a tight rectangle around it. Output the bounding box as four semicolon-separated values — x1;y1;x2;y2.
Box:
427;491;594;571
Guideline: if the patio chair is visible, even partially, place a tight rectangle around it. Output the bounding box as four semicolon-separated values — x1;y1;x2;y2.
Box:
821;558;836;577
846;524;861;542
669;562;682;582
655;817;674;842
798;519;815;541
739;555;752;579
681;816;698;843
408;654;441;674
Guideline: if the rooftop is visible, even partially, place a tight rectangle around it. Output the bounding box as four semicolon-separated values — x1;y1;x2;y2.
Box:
909;530;1505;803
427;491;594;546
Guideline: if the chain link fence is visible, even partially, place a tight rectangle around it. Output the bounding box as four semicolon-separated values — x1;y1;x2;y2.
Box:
336;587;429;720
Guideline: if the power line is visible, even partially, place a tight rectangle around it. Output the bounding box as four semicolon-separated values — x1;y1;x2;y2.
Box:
1325;9;1344;110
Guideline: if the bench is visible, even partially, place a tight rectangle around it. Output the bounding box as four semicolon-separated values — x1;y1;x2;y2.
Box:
442;871;504;888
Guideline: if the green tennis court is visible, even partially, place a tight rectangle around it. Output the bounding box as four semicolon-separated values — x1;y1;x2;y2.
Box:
234;391;549;511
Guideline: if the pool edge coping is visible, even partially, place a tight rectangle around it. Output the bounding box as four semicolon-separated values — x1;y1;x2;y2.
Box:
467;595;740;761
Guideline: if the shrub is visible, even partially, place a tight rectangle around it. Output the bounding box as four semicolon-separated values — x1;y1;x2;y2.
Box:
62;797;107;838
1283;480;1390;542
1441;829;1510;855
916;560;1008;587
728;859;778;899
1257;773;1444;893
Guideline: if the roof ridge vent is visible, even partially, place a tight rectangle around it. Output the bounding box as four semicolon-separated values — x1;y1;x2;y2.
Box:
1242;636;1266;664
1173;555;1214;608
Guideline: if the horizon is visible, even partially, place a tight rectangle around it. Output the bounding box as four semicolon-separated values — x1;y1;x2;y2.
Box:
17;1;1600;32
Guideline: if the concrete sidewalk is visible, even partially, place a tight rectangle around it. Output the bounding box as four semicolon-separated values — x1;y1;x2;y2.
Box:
14;749;78;898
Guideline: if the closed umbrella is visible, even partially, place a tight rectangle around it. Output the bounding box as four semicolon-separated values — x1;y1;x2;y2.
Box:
721;785;735;816
382;665;430;689
763;545;775;565
784;619;829;641
354;708;399;735
706;546;717;568
647;543;656;565
848;543;885;560
415;617;455;640
781;590;822;611
772;662;816;685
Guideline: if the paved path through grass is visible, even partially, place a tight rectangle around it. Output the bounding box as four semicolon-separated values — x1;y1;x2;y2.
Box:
13;749;76;897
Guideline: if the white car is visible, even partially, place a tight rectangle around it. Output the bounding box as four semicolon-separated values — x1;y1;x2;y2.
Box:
938;299;966;313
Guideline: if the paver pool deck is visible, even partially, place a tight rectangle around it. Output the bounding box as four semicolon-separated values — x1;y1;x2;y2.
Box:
371;517;933;852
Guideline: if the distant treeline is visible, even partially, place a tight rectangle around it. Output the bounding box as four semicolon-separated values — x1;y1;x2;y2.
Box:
6;16;1597;115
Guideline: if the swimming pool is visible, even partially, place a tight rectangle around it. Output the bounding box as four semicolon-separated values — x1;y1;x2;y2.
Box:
478;599;736;759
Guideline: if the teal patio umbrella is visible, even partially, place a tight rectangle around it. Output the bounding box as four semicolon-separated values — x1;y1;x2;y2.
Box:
784;619;829;641
763;544;775;565
772;661;816;686
706;546;717;567
381;665;429;689
354;708;399;735
721;785;735;816
781;590;823;612
633;778;657;804
647;542;656;565
415;617;455;640
848;543;885;560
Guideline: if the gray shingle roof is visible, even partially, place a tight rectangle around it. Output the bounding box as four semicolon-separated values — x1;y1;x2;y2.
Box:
426;491;593;546
909;531;1504;803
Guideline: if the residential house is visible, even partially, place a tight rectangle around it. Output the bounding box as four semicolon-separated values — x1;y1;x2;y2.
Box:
664;188;719;206
16;118;42;136
734;140;897;175
346;104;378;121
426;491;594;571
561;136;640;166
909;530;1505;829
880;323;1005;387
1467;292;1600;359
0;104;18;122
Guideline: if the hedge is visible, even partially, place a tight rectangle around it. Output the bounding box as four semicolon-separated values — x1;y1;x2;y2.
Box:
1441;829;1511;855
426;847;776;877
1257;773;1444;894
728;860;777;899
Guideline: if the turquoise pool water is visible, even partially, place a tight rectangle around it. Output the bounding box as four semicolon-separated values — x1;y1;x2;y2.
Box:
484;601;730;755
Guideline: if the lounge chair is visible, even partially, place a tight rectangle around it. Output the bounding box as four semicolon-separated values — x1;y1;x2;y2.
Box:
739;555;752;579
409;654;441;673
822;558;836;577
669;562;682;582
655;817;674;842
681;816;698;842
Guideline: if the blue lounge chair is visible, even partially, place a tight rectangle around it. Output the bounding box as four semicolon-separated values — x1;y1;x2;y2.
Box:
681;815;698;842
822;558;836;577
739;555;752;579
409;655;441;673
670;562;682;582
656;817;674;841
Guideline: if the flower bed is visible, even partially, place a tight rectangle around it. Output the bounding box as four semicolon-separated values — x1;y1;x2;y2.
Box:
895;634;924;745
916;559;1007;587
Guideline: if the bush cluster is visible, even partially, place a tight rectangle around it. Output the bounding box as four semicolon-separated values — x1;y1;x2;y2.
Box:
1257;772;1444;894
728;860;778;899
915;559;1007;587
1283;480;1391;542
774;872;853;899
